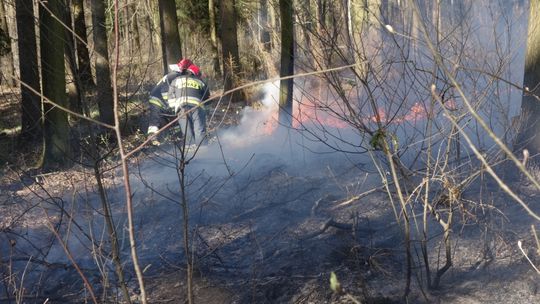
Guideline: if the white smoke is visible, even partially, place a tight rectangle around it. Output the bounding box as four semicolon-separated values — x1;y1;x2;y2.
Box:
216;81;280;149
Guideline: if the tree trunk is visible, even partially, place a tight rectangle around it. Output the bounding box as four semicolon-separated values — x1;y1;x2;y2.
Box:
315;0;326;35
91;0;114;125
16;0;41;139
208;0;221;76
144;0;158;52
0;1;16;87
39;0;70;170
128;2;142;53
64;1;83;114
297;0;315;69
269;0;278;54
220;0;242;102
259;0;271;51
158;0;182;74
73;0;95;89
348;0;372;78
516;0;540;161
279;0;294;128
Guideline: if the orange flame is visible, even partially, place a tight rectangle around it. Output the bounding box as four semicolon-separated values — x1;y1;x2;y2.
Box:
261;97;431;135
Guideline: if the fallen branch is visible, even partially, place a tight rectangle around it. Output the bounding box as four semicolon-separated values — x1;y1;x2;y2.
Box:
333;185;387;208
301;218;375;240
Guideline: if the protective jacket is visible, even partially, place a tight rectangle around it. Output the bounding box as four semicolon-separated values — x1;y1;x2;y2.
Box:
147;71;210;144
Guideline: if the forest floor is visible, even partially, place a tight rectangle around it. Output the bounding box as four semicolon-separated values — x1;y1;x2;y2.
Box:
1;89;540;304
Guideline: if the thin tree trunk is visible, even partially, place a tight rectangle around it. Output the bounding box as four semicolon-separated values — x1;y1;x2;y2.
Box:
298;0;316;69
128;2;142;52
315;0;325;36
64;1;83;114
220;0;242;102
279;0;294;128
152;0;161;53
348;0;370;78
0;1;16;87
93;161;132;303
259;0;271;51
209;0;221;76
91;0;114;125
73;0;95;88
144;0;157;52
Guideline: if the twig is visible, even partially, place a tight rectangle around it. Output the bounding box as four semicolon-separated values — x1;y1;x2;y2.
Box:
39;204;98;304
518;241;540;274
532;225;540;256
333;185;388;208
111;0;147;301
301;218;375;240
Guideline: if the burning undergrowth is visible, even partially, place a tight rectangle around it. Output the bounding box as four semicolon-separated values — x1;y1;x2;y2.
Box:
126;78;475;301
112;65;537;303
0;67;534;303
124;80;414;302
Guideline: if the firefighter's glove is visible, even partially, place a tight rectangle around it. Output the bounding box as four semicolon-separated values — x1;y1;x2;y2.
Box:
147;125;158;135
147;125;161;146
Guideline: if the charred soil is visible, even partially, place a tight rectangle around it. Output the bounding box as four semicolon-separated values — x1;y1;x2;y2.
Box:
1;91;540;304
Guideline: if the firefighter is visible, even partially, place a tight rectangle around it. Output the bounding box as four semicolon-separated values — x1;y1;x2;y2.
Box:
146;58;210;147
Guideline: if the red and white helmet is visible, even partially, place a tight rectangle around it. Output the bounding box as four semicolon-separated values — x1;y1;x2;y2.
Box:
187;64;201;77
177;58;193;72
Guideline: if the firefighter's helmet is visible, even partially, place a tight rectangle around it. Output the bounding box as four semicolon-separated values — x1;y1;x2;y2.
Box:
177;58;193;72
187;64;201;77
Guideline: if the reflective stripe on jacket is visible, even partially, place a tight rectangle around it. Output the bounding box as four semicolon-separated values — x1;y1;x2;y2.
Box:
167;74;209;112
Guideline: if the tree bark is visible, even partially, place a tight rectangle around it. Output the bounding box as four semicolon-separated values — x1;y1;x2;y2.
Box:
144;0;158;52
128;1;142;52
158;0;182;74
279;0;294;128
516;0;540;161
64;1;83;114
73;0;95;88
259;0;271;51
91;0;114;125
220;0;242;102
348;0;372;79
0;1;16;87
208;0;221;76
16;0;41;139
39;0;70;170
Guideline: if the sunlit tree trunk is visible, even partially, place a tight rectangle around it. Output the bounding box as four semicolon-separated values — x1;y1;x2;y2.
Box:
73;0;94;89
39;0;70;170
0;1;16;87
158;0;182;74
315;0;326;35
279;0;294;128
268;0;278;52
64;2;83;114
348;0;375;79
128;2;142;52
91;0;114;125
143;0;158;52
516;0;540;161
253;0;276;77
220;0;242;102
209;0;221;76
122;3;129;50
297;0;314;68
16;0;41;139
259;0;271;51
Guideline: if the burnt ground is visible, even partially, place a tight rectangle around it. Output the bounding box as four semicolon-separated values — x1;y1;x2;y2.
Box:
1;89;540;304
